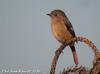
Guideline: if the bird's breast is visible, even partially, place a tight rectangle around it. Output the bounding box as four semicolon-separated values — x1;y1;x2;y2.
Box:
51;21;73;43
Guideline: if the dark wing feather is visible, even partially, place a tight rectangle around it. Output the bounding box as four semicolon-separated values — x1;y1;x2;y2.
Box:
64;18;76;37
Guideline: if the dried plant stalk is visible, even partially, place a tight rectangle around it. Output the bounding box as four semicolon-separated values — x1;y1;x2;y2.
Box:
62;66;89;74
50;43;67;74
50;36;99;74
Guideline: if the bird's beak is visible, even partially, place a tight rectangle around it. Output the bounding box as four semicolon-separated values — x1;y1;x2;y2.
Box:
46;13;51;16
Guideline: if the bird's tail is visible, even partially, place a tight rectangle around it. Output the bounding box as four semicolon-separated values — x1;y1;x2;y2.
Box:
70;46;78;65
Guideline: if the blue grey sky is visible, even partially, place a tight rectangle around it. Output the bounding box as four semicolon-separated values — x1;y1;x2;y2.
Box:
0;0;100;73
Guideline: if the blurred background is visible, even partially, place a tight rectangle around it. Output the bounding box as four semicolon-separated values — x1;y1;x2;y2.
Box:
0;0;100;73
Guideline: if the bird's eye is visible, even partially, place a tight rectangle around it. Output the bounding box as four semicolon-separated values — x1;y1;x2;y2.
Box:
55;14;58;16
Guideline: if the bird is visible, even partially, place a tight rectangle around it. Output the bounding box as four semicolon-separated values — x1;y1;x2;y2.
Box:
47;9;78;65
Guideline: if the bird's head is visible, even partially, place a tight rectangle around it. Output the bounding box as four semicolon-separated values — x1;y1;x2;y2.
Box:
47;9;66;20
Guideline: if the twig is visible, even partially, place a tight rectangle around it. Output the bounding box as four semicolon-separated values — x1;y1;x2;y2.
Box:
50;43;67;74
50;36;99;74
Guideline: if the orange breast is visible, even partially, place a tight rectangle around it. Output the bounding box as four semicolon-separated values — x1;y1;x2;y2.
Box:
51;21;73;43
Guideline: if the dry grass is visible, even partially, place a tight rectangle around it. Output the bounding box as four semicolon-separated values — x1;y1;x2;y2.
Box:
50;36;100;74
62;57;100;74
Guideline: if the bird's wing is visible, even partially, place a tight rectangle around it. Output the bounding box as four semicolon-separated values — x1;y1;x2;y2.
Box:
64;19;76;37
